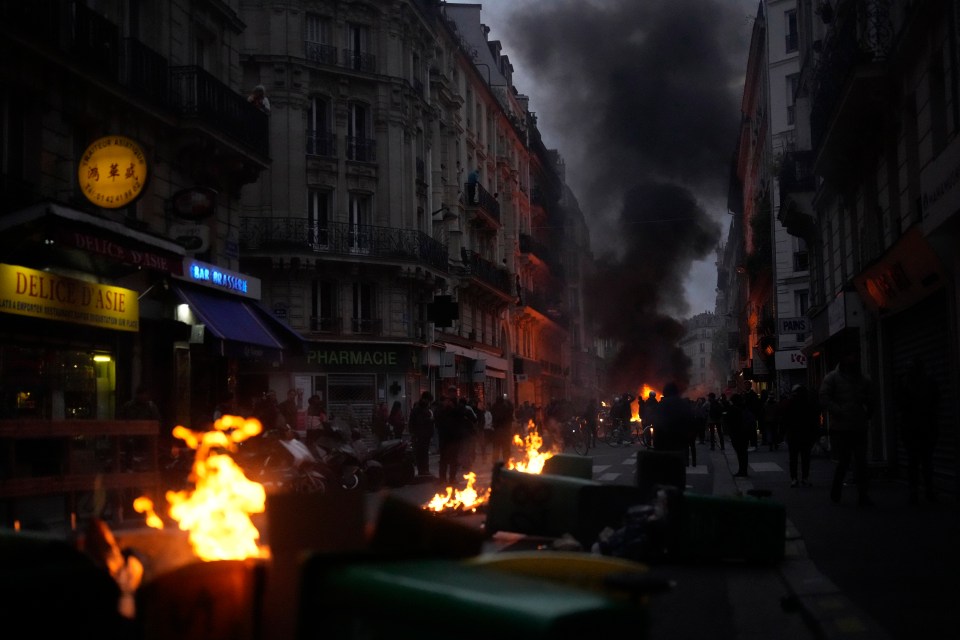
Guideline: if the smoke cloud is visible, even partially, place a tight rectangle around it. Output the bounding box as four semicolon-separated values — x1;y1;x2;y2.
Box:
499;0;750;390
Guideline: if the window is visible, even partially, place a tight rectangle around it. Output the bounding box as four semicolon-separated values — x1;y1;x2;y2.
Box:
311;280;338;332
307;96;334;156
346;23;373;71
796;289;809;316
305;14;336;64
785;10;798;53
347;193;371;252
347;103;374;161
786;73;799;126
308;189;330;248
700;343;705;353
352;282;376;333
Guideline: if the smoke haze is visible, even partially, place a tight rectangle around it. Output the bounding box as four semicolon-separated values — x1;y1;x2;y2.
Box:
497;0;751;390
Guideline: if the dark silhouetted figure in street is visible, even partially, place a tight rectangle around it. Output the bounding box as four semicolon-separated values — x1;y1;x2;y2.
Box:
897;358;940;504
121;386;160;420
726;394;750;476
388;400;406;440
707;392;725;450
584;398;599;448
743;381;761;450
435;387;463;485
653;382;695;462
409;392;435;476
779;384;820;487
819;347;874;506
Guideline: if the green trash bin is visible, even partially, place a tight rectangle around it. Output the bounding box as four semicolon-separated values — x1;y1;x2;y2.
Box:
297;556;642;640
670;493;786;563
542;453;593;480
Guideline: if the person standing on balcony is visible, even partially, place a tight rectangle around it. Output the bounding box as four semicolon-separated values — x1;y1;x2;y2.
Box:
248;84;271;114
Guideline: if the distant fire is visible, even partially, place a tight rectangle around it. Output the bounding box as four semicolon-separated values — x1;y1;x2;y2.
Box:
424;420;554;512
135;415;268;562
632;384;662;422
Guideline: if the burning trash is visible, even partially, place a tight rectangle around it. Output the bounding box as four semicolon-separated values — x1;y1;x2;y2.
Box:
135;415;269;562
423;420;557;513
424;472;490;513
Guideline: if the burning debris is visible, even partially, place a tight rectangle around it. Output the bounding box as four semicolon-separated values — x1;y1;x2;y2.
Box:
423;421;558;513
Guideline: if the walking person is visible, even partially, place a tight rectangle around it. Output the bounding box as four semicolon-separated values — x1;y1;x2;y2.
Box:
584;398;599;448
819;347;875;506
408;392;435;477
726;394;750;477
897;358;940;504
653;383;695;457
779;384;820;487
388;400;406;440
435;387;463;485
707;392;725;450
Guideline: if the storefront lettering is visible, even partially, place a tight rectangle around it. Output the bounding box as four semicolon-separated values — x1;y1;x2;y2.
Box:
307;349;399;366
70;232;177;273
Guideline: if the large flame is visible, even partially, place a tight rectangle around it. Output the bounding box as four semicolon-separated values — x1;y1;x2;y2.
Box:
506;420;554;474
135;415;268;561
632;384;663;422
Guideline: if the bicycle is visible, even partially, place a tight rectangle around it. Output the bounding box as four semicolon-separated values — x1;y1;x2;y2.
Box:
604;419;636;448
563;416;591;456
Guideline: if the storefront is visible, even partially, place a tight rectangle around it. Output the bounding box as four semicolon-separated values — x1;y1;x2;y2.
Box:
287;342;424;427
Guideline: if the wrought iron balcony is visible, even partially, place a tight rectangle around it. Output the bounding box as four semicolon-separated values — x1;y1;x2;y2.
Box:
778;150;815;194
240;217;449;272
343;49;376;73
463;182;501;225
518;286;569;327
2;4;266;158
519;233;555;266
169;66;269;157
460;249;512;295
309;316;342;334
307;130;337;157
346;136;376;162
810;0;892;172
305;42;338;66
351;318;382;335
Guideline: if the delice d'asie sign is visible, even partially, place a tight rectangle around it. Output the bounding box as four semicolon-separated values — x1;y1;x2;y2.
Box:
0;263;139;331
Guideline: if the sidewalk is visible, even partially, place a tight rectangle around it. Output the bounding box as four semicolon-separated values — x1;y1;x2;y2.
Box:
719;443;958;639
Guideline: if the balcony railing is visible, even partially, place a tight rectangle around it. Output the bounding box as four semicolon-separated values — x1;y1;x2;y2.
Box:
305;41;338;66
309;316;342;334
351;318;382;335
464;182;501;223
460;249;512;295
307;130;337;157
346;136;376;162
2;4;266;158
169;66;269;157
810;0;893;152
240;217;449;272
343;49;376;73
519;233;555;266
778;150;815;194
519;287;568;326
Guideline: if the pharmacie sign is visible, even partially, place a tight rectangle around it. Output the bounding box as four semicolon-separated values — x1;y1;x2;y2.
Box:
303;344;417;372
78;135;148;209
0;264;139;331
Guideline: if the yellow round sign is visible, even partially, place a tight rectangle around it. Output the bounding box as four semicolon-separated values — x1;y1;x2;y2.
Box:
78;136;148;209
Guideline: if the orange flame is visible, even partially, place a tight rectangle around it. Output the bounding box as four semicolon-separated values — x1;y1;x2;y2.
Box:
632;384;662;422
136;415;268;562
424;472;490;513
506;420;554;474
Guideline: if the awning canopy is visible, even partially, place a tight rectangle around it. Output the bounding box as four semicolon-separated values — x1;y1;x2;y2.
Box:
173;285;302;360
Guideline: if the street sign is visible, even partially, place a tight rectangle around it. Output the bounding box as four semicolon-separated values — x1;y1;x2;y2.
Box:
778;317;809;334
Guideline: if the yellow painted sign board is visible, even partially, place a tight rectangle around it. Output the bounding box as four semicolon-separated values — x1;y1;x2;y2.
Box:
0;264;139;331
78;135;148;208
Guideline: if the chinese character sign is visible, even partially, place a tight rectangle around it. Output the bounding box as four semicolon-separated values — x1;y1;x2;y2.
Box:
78;136;148;209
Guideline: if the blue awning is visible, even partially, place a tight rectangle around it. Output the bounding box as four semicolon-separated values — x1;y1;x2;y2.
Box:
174;286;287;359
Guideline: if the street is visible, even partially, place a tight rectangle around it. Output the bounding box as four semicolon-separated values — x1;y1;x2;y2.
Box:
381;437;958;639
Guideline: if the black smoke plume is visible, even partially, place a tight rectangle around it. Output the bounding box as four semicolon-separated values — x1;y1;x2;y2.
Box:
501;0;748;390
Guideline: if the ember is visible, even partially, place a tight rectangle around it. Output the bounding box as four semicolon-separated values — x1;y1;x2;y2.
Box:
136;415;268;561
